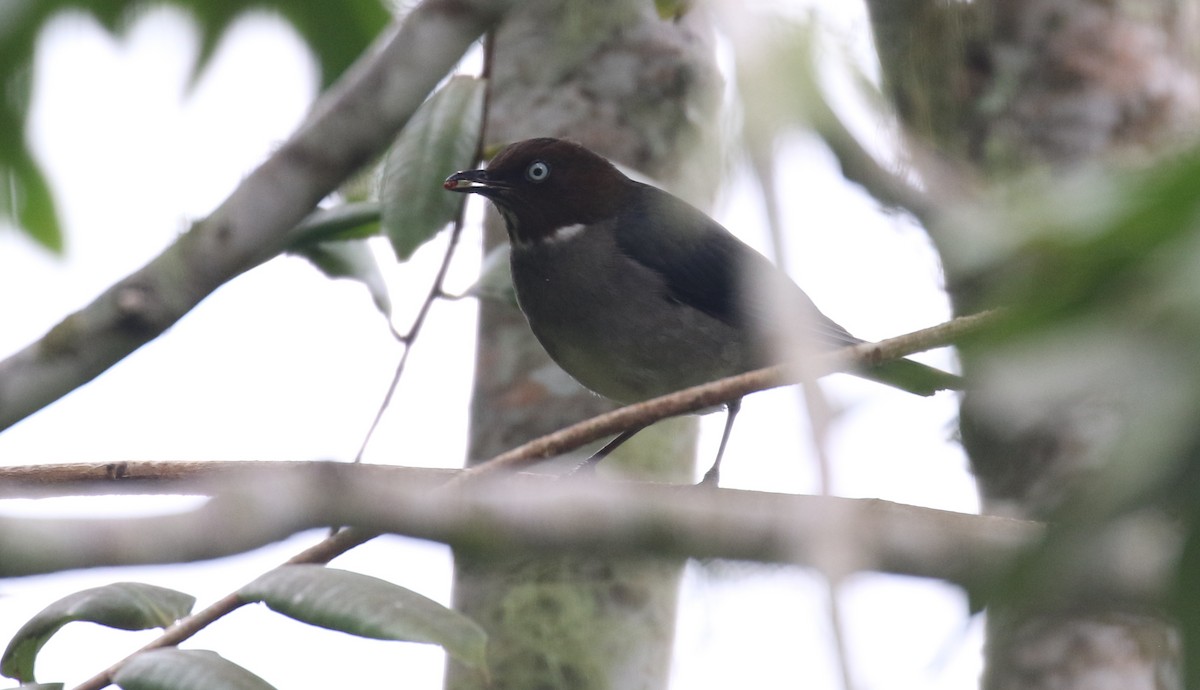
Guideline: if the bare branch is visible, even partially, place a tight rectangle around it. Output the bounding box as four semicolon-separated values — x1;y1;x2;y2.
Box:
0;460;455;497
0;0;514;431
452;309;995;482
0;462;1038;590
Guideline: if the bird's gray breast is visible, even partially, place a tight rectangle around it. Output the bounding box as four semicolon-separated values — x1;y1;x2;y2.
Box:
508;222;760;404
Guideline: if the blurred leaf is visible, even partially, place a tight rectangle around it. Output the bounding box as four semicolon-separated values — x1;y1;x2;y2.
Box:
654;0;690;20
240;565;488;670
3;683;63;690
380;75;485;261
456;244;516;307
734;19;827;150
112;649;276;690
1;583;195;683
949;144;1200;628
946;148;1200;343
0;145;62;253
178;0;391;91
289;201;381;245
0;0;390;249
290;238;392;316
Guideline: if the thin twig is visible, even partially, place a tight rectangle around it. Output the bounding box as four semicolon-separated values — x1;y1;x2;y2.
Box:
744;144;838;496
351;224;467;461
825;579;858;690
353;32;496;462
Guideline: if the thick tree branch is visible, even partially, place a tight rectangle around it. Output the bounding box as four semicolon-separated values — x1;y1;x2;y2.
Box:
0;461;1040;590
0;0;514;431
0;460;456;496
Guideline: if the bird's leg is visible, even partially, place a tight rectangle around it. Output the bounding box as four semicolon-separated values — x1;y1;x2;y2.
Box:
700;398;742;486
569;424;647;476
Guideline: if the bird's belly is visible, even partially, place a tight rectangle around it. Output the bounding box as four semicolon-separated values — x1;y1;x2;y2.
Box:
511;243;760;404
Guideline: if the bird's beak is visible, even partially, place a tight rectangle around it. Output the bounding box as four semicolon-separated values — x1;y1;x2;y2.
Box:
443;169;494;193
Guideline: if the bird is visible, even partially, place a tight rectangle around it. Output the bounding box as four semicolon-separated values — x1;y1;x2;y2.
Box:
444;137;960;484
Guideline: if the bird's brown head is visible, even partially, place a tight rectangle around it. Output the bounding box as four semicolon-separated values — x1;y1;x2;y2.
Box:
444;138;634;244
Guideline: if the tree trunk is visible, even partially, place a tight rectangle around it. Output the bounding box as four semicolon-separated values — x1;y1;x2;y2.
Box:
866;1;1200;688
446;2;721;689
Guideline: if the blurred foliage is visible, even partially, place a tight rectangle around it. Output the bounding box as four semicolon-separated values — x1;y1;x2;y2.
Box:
0;0;391;252
731;8;1200;679
290;238;392;317
941;147;1200;680
944;152;1200;513
285;201;391;317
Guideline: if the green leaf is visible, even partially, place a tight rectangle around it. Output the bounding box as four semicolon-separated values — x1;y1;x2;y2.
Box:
112;649;276;690
240;565;488;670
1;583;195;683
380;75;485;261
654;0;690;21
290;239;392;316
290;201;382;246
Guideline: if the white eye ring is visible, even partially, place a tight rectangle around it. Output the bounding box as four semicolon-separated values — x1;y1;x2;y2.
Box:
526;161;550;182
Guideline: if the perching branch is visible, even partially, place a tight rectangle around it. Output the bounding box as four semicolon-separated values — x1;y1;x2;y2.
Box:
453;309;994;482
0;0;515;432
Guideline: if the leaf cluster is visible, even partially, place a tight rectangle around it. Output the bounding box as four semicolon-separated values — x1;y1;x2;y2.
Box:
1;568;487;689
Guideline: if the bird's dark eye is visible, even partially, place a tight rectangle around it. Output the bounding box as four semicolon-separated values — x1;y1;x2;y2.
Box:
525;160;550;183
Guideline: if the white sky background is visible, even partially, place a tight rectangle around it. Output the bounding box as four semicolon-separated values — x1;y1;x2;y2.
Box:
0;3;983;689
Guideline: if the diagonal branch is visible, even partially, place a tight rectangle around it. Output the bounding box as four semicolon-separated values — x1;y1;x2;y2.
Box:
0;0;514;432
452;309;994;482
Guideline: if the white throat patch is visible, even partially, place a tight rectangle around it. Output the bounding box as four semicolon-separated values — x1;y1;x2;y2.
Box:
547;223;587;244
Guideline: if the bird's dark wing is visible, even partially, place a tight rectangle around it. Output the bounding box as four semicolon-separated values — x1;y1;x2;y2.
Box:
614;184;856;348
613;184;962;396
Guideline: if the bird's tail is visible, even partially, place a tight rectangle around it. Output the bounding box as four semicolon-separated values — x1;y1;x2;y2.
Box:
858;357;963;397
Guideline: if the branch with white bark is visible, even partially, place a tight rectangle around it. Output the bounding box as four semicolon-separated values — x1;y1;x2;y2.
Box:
0;460;1040;590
